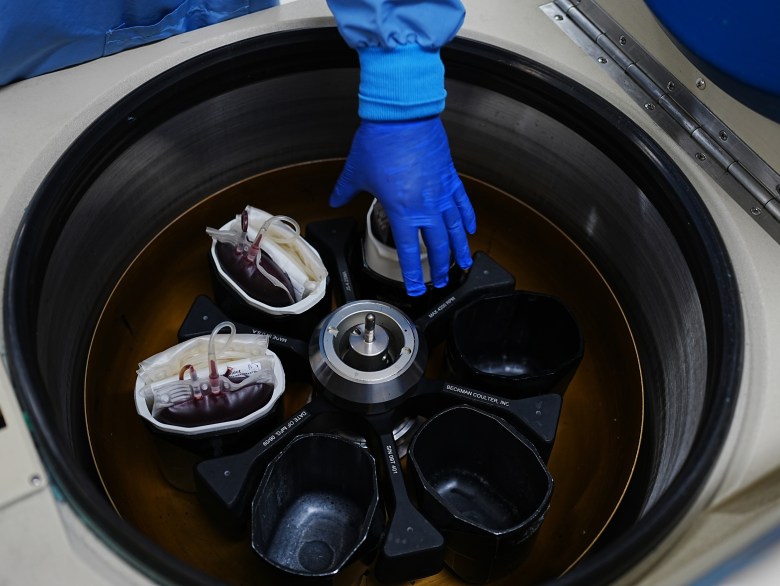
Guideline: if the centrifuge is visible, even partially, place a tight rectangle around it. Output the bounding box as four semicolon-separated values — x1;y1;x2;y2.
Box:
2;0;780;584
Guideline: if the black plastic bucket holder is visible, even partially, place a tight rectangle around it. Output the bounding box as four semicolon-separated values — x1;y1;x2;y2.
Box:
251;433;383;585
408;405;554;583
446;291;584;398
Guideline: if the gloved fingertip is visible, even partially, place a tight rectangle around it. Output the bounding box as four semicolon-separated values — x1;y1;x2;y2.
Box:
401;267;427;297
329;165;362;208
405;281;427;297
451;241;474;271
430;260;451;289
432;275;449;289
329;187;357;209
328;185;346;208
395;234;427;297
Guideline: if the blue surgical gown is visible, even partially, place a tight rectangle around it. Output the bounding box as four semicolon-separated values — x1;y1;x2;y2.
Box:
0;0;465;93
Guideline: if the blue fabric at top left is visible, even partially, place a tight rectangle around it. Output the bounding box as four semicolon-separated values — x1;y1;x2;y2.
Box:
0;0;278;86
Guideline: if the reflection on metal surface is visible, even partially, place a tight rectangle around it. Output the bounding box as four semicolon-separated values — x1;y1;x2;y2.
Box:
84;161;642;584
542;0;780;243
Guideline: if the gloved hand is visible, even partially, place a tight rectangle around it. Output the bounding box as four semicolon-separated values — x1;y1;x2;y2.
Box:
331;116;477;296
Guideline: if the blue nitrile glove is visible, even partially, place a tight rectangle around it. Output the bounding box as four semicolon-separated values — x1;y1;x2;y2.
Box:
330;116;477;297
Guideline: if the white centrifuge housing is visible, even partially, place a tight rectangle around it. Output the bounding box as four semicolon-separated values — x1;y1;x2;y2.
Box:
1;0;780;584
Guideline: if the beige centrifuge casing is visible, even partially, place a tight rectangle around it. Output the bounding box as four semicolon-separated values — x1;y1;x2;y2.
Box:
1;0;779;583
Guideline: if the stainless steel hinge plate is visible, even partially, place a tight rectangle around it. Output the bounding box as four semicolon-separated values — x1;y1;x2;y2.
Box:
541;0;780;244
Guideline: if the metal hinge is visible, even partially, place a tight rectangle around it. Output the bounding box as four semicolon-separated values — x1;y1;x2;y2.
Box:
541;0;780;244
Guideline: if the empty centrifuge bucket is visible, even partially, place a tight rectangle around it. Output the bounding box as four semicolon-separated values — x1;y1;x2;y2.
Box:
446;291;584;398
251;433;381;584
409;405;553;583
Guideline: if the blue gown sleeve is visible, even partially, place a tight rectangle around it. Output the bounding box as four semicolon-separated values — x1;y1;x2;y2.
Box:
325;0;466;121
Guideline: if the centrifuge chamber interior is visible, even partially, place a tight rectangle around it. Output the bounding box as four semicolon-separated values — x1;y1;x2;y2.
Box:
2;0;780;585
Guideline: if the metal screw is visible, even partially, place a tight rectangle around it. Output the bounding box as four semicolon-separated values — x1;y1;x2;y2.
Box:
619;35;627;45
363;313;376;344
719;131;728;141
750;206;762;216
127;116;136;124
667;81;676;91
696;78;707;90
202;315;209;321
597;57;607;64
224;470;231;477
644;103;655;111
30;474;42;487
554;14;563;21
695;153;706;161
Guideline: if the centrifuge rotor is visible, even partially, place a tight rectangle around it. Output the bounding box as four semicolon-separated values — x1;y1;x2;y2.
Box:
309;300;427;414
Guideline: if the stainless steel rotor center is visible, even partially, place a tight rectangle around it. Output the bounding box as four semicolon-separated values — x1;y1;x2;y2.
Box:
348;312;391;360
309;300;425;412
322;302;416;382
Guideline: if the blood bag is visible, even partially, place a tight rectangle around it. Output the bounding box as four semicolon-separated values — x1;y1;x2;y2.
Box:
134;321;286;437
207;206;328;316
369;199;395;248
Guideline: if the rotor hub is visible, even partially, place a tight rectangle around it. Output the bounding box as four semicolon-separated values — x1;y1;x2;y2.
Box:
309;300;426;413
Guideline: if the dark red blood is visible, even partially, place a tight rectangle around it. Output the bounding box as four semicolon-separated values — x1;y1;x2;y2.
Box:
216;242;296;307
157;383;274;427
370;201;396;248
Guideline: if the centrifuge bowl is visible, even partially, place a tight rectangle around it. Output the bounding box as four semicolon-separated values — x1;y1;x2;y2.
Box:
3;28;741;585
